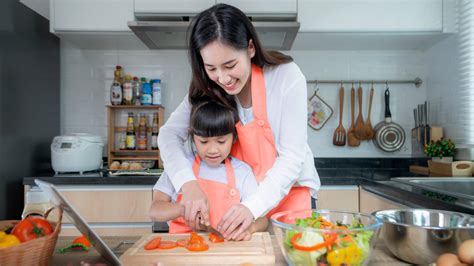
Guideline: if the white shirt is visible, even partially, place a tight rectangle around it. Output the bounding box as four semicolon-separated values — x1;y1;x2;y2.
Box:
158;62;321;218
154;155;257;202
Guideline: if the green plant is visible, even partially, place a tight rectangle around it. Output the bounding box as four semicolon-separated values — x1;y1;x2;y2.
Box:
424;138;455;158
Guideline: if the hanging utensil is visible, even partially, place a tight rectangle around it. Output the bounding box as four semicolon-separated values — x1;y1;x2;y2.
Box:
308;83;333;130
347;85;360;147
363;83;375;139
354;81;366;140
332;84;346;146
373;82;406;152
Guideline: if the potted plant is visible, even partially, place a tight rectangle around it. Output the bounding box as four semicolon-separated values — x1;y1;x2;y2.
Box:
424;138;455;163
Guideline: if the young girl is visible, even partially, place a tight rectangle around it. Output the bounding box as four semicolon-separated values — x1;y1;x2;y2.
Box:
158;3;320;240
150;100;268;241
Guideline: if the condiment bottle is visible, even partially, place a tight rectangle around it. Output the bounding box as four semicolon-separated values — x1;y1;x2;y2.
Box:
151;79;162;106
126;112;136;150
141;78;152;105
151;112;159;150
22;191;50;219
110;65;123;105
137;113;148;150
122;74;133;105
132;76;141;105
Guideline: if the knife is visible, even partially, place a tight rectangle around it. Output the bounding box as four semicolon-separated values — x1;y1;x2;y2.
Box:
206;225;225;239
425;101;430;145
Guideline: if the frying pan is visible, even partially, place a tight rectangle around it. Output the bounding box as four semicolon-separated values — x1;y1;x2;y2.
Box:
373;86;405;152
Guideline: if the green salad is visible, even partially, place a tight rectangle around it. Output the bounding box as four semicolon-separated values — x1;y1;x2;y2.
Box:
283;212;374;266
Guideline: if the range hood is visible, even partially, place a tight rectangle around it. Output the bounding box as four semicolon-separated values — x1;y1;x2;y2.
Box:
128;15;299;50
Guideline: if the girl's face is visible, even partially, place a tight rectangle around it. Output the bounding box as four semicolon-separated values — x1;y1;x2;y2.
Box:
193;133;234;166
200;40;255;96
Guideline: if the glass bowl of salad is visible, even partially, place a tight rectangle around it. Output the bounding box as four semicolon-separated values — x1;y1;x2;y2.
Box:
271;209;383;266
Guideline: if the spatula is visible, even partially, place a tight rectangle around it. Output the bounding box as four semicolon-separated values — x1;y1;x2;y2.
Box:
332;85;346;146
347;86;360;147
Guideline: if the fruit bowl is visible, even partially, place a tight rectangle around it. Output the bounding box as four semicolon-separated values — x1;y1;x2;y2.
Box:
271;209;382;266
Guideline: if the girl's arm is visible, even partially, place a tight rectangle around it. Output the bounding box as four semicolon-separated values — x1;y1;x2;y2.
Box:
149;190;184;222
157;94;211;228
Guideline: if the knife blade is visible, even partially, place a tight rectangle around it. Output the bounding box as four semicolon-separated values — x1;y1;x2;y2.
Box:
206;225;225;239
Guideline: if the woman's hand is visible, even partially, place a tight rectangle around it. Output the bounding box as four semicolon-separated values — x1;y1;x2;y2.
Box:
217;204;254;240
180;180;210;230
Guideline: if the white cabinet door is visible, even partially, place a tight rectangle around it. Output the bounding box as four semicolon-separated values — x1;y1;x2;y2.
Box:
217;0;296;15
51;0;133;32
134;0;216;15
298;0;443;32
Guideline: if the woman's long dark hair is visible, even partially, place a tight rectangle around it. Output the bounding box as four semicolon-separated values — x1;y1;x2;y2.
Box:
187;3;293;108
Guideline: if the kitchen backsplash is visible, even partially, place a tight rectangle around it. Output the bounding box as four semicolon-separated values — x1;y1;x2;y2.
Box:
60;41;427;158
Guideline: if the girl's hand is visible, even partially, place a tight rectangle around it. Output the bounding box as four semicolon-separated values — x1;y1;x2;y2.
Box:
231;224;253;241
180;181;210;230
217;204;254;240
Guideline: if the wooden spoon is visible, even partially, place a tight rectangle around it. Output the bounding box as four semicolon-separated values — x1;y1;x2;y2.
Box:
364;85;375;139
347;86;360;147
354;84;366;140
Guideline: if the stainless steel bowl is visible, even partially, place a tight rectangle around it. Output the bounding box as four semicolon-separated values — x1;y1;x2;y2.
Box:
374;209;474;264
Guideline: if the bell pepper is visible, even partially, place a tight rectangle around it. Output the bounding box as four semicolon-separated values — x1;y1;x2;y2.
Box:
290;232;337;251
327;244;363;265
0;233;21;248
59;235;92;253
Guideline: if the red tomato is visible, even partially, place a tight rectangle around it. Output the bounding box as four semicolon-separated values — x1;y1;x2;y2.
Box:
144;236;162;250
189;232;204;244
176;238;190;247
11;216;54;242
209;232;224;243
186;242;209;252
158;241;177;249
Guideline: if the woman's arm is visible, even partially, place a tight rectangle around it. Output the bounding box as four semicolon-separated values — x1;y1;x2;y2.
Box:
149;190;184;222
157;94;211;228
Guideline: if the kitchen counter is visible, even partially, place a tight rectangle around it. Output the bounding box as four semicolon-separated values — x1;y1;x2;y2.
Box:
52;235;409;265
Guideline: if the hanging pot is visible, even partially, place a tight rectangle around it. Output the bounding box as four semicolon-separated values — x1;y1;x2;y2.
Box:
373;86;405;152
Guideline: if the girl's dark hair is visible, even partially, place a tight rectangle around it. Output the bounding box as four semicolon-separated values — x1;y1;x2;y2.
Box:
189;100;239;140
187;3;293;108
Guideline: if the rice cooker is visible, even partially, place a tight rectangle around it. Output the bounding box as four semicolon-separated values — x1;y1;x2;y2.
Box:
51;133;104;174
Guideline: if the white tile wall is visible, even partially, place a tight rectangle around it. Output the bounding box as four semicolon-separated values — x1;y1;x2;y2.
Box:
60;41;427;157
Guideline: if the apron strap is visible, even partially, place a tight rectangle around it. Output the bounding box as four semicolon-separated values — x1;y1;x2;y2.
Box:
250;64;268;122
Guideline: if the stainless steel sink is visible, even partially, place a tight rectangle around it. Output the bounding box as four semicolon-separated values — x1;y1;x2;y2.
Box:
391;177;474;208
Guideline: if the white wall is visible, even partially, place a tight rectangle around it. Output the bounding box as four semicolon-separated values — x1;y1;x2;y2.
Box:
60;41;427;157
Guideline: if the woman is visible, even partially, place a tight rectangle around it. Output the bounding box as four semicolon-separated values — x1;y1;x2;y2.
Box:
158;3;320;240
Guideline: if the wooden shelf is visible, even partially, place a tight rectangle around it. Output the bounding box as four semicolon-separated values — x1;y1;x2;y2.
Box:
107;105;163;109
107;105;165;168
111;150;159;154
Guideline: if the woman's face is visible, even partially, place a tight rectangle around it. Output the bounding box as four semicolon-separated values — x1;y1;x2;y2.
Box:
200;40;255;96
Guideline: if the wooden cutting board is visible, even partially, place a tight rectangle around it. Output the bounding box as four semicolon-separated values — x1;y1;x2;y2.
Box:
119;232;275;265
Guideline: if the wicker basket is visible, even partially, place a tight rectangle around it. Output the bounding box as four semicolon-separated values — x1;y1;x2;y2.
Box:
0;207;63;266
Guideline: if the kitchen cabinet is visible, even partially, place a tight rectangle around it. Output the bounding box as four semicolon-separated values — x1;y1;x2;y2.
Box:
134;0;215;15
315;186;359;212
359;187;407;214
50;0;134;32
107;105;165;169
298;0;443;33
26;185;153;236
217;0;296;16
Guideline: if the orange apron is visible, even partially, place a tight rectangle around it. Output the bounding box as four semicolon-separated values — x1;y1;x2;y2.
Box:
169;157;240;233
231;64;310;218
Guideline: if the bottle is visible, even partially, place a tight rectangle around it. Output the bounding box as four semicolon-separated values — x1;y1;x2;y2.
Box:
141;78;152;105
22;191;50;219
110;65;123;105
151;112;159;150
152;79;162;106
132;76;141;105
137;113;148;150
122;74;133;105
126;112;136;150
119;132;126;150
